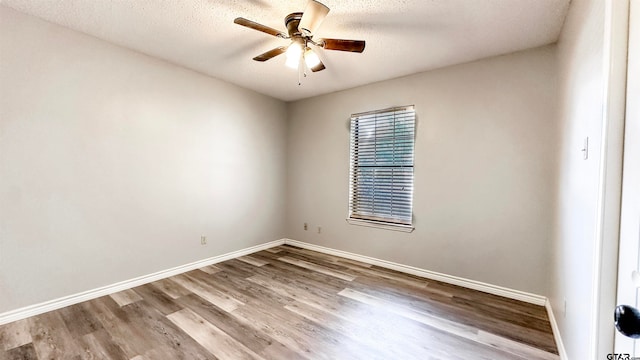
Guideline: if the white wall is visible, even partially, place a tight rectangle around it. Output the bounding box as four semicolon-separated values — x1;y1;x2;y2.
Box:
285;46;558;296
551;0;607;358
0;6;287;314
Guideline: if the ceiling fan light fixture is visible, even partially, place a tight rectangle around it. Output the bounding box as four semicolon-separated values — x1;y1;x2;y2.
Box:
285;42;303;68
285;55;300;69
304;48;321;68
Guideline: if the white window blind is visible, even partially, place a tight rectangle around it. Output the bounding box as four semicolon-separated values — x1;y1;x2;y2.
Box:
348;105;415;226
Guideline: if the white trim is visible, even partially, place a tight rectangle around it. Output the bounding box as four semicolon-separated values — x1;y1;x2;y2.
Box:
346;218;414;233
546;299;569;360
615;0;640;355
0;239;285;326
283;238;546;306
593;0;629;356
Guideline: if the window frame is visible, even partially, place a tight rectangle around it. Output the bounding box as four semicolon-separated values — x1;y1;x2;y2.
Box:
346;105;416;232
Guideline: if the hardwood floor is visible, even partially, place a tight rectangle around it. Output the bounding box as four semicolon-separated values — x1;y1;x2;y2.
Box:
0;245;559;359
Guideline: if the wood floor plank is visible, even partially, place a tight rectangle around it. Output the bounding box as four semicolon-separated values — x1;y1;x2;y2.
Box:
229;301;337;360
339;287;480;339
244;251;279;264
75;329;127;360
109;289;143;307
294;292;525;360
339;287;558;359
350;273;452;307
149;278;191;300
429;279;549;321
245;273;341;313
449;296;558;353
197;265;222;275
214;259;259;279
236;255;269;267
175;294;269;351
59;303;104;339
343;261;431;289
0;244;558;359
335;257;373;268
167;308;264;360
131;283;182;316
190;270;290;311
86;297;154;359
477;330;559;360
3;343;38;360
277;256;356;281
186;270;253;305
88;296;130;324
29;311;82;360
0;319;31;351
351;273;552;344
350;268;447;299
262;260;350;294
283;300;417;359
121;300;212;360
276;248;358;272
171;273;243;312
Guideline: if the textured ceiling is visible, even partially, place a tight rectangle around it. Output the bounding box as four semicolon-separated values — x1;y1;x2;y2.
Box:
2;0;570;101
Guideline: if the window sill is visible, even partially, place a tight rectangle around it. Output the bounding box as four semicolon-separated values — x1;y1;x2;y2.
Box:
346;218;414;233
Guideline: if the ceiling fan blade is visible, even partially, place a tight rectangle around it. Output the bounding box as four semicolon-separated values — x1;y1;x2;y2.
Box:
253;47;287;62
234;17;287;38
320;39;366;52
299;0;330;35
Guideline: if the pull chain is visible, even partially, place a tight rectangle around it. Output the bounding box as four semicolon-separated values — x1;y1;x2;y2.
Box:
298;51;305;85
298;42;308;86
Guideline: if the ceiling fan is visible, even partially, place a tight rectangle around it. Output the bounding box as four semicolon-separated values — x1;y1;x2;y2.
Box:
234;0;365;75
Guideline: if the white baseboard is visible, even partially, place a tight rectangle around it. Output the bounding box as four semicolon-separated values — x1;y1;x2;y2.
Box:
0;239;285;326
545;299;569;360
283;238;547;306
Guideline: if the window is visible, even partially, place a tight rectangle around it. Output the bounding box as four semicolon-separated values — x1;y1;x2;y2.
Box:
348;105;415;232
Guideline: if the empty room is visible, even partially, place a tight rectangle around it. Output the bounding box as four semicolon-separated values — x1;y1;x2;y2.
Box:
1;0;638;359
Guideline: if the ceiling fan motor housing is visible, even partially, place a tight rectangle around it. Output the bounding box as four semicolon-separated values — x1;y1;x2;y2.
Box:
285;13;304;39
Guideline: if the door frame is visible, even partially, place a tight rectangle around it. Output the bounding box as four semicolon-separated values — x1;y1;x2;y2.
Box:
614;0;640;355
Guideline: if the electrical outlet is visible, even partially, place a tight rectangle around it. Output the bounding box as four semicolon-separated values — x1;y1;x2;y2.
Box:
304;223;308;231
317;226;321;234
201;236;207;245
